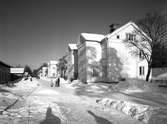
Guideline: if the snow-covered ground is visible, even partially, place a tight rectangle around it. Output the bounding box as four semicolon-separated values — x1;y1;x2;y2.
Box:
0;78;143;124
0;78;167;124
65;79;167;124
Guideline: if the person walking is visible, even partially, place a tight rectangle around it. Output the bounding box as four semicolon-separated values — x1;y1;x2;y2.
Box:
57;77;60;87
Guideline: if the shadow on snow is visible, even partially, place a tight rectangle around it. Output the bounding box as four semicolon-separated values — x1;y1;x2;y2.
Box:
87;110;113;124
40;107;61;124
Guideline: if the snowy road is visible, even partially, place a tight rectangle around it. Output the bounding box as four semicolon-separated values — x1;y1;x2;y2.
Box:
0;79;143;124
24;79;143;124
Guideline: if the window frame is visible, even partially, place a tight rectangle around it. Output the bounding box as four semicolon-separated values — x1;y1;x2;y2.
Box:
139;51;145;60
139;66;145;76
126;33;136;41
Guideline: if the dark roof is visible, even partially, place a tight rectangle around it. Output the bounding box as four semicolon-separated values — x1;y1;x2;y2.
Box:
0;61;11;68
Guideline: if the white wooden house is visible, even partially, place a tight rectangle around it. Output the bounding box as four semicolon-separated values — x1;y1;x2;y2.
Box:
71;21;151;83
101;21;150;81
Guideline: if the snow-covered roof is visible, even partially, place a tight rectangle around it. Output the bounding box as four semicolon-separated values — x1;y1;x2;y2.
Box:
106;21;151;40
81;33;104;42
42;66;47;70
68;43;77;50
0;61;11;68
48;60;58;65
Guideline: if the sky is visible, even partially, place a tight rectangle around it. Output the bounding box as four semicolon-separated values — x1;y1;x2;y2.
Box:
0;0;167;69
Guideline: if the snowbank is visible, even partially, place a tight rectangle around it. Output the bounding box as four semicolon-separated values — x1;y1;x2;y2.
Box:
96;98;158;123
0;92;18;112
12;78;39;92
68;80;85;88
60;78;68;84
113;79;164;93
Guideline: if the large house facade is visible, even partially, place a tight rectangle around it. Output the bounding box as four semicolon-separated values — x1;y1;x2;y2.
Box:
101;22;149;82
68;21;151;83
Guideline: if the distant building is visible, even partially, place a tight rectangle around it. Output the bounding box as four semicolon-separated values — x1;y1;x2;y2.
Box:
67;44;78;80
10;67;24;81
0;61;11;84
39;66;48;80
77;33;104;83
47;60;58;78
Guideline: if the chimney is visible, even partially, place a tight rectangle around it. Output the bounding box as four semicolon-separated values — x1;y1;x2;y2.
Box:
109;23;119;33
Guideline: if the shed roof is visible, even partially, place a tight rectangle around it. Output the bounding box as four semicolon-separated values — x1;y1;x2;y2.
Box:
0;61;11;68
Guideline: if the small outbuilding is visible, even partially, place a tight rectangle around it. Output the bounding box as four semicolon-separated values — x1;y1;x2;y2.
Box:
0;61;11;84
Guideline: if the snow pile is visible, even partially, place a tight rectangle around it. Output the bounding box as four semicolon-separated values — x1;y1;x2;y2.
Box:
0;92;17;100
60;78;68;84
86;84;108;93
86;85;103;93
96;98;158;123
14;78;39;92
154;73;167;80
68;80;85;88
148;108;167;124
113;79;160;93
113;80;167;103
0;92;18;111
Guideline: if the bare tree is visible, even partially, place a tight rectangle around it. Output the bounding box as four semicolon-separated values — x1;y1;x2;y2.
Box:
124;12;167;81
24;65;32;76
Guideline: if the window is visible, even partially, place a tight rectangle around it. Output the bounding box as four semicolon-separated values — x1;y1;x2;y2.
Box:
126;33;136;41
117;35;120;39
92;68;99;77
139;66;145;76
139;51;145;59
52;73;55;77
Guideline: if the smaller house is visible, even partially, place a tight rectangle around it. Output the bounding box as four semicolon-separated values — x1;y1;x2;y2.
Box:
77;33;104;83
10;67;24;81
0;61;11;84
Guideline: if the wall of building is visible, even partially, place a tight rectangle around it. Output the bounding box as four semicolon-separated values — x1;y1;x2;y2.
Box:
67;49;78;80
101;39;108;81
0;63;10;84
78;43;87;83
107;40;138;80
86;41;102;82
73;49;78;79
66;53;73;79
105;24;148;81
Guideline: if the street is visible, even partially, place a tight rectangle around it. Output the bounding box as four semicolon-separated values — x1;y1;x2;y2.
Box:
0;79;143;124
